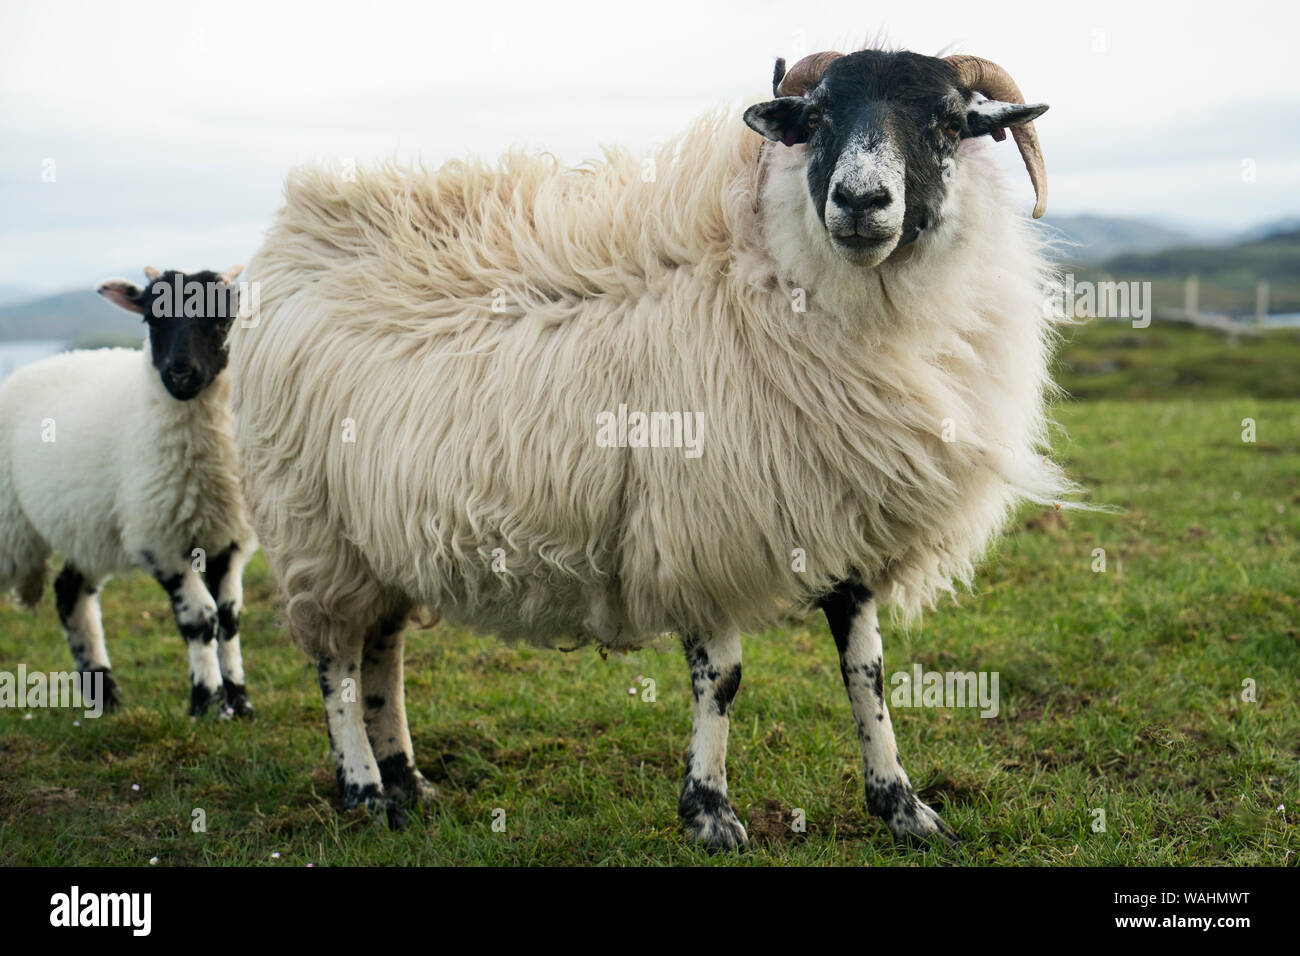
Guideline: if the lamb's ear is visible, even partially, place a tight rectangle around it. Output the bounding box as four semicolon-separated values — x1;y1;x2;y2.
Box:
743;97;813;147
218;264;243;284
97;278;147;314
143;266;162;281
965;96;1048;141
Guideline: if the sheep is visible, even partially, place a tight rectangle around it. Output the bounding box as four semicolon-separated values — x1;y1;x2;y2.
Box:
229;46;1074;845
0;266;257;717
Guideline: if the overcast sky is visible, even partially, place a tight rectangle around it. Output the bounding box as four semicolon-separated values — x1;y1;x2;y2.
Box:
1;0;1296;294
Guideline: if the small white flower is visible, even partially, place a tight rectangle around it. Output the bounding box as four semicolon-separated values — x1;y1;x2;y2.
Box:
149;857;159;865
271;851;281;859
132;784;140;791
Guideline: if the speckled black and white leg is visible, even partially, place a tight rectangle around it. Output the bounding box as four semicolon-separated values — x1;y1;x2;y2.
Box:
54;563;120;712
678;629;746;850
205;542;253;718
145;553;225;716
362;609;437;812
318;645;399;827
821;577;957;845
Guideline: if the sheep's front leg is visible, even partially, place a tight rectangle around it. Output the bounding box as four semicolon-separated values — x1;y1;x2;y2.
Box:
146;555;224;716
820;578;957;845
204;542;254;718
318;647;401;827
678;630;747;850
53;564;121;712
362;611;438;811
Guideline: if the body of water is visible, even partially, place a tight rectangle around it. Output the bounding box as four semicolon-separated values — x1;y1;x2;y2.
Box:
0;340;67;380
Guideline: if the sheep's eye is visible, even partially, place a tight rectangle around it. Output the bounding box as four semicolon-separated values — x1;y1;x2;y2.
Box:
942;119;962;138
805;111;821;130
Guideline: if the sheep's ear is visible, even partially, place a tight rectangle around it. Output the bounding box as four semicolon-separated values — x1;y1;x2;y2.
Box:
743;97;813;147
218;264;243;284
97;278;147;314
964;96;1048;141
143;265;162;281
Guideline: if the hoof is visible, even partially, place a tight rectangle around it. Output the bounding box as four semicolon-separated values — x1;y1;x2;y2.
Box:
888;797;959;847
377;756;440;807
340;781;400;828
222;681;255;719
680;779;748;851
86;669;122;713
188;681;226;717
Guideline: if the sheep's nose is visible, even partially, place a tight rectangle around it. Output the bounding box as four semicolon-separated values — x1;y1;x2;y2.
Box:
832;182;893;214
168;362;201;387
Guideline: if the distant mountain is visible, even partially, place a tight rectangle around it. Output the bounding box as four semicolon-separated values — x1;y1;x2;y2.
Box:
1231;217;1300;244
0;283;41;308
0;289;142;346
1079;229;1300;317
1038;215;1202;264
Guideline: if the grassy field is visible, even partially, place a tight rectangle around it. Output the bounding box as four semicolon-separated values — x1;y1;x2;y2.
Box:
1;324;1297;866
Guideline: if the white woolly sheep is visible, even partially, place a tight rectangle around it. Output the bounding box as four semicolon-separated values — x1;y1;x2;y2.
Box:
0;266;257;717
230;47;1073;844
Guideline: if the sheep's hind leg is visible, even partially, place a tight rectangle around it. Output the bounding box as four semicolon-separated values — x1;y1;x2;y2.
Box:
678;629;747;850
820;577;957;846
362;607;438;814
204;542;254;718
318;645;401;827
53;564;121;712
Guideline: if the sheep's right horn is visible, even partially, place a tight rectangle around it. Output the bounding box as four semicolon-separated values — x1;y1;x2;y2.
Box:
945;54;1048;218
774;51;843;97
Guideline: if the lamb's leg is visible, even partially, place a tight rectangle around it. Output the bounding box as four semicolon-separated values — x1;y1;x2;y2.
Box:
204;542;253;718
318;645;401;827
678;629;747;850
820;577;957;845
146;556;225;716
361;609;438;811
53;564;121;712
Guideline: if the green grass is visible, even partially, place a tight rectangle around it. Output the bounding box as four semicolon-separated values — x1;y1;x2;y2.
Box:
2;328;1298;865
1055;320;1300;401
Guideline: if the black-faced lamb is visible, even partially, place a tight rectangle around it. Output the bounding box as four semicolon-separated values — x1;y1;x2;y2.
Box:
0;266;257;717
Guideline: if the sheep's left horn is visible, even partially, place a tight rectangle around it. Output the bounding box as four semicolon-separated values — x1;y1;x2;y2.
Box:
775;50;843;97
945;54;1048;218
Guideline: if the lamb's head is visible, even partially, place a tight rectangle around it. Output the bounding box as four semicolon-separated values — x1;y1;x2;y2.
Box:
98;265;243;401
744;49;1048;267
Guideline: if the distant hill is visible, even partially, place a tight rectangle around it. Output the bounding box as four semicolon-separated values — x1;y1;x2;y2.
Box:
1038;215;1202;264
1102;233;1300;281
0;289;142;346
1079;230;1300;317
0;283;41;308
1231;217;1300;244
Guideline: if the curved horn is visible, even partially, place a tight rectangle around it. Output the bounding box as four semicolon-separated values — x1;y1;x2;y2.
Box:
945;54;1048;218
775;50;843;97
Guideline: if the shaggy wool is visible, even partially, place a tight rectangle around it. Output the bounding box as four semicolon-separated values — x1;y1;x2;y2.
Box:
229;107;1074;654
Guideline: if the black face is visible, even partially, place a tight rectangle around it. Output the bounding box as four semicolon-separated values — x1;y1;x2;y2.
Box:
98;269;240;401
743;51;1047;266
804;53;964;250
